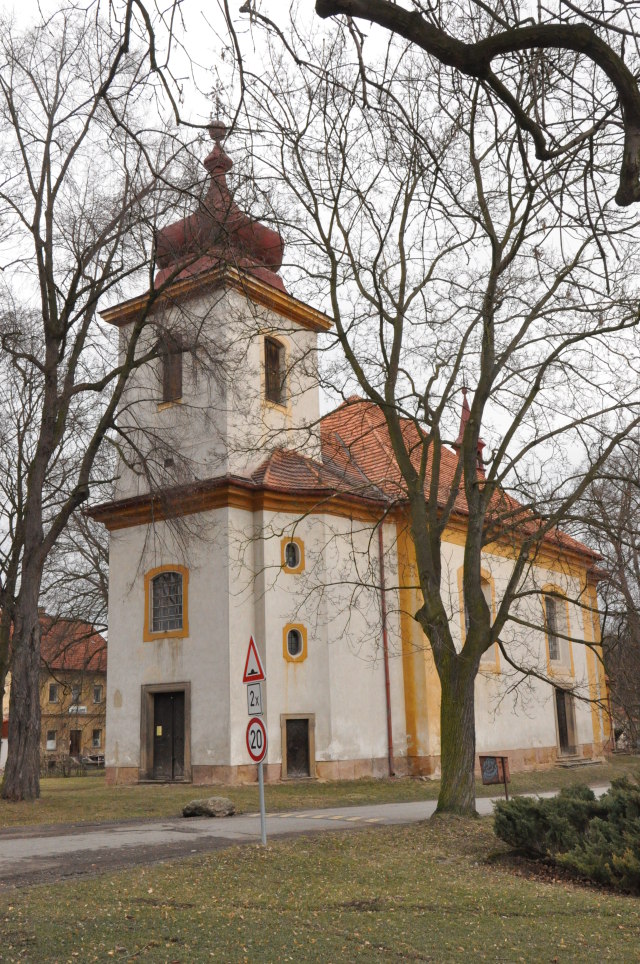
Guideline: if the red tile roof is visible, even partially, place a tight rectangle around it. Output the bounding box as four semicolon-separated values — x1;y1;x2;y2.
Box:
39;616;107;674
249;396;597;561
251;444;385;502
319;397;596;559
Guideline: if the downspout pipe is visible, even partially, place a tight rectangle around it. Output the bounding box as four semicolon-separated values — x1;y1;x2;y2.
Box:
378;524;395;777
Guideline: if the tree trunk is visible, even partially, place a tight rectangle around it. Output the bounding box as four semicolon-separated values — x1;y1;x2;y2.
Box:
436;659;478;815
2;597;42;801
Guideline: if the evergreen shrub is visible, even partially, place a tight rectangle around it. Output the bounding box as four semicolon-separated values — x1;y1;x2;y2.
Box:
494;774;640;892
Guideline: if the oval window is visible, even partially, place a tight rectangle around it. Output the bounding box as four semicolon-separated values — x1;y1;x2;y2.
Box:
284;541;300;570
287;629;303;658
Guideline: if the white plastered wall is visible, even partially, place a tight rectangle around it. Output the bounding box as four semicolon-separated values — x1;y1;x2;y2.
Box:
225;506;406;770
106;499;406;774
105;509;232;770
439;538;600;755
113;287;320;501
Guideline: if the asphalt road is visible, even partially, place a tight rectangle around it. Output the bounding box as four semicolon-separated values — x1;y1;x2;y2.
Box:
0;787;609;889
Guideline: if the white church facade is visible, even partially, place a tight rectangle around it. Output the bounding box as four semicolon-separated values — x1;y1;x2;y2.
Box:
90;125;611;786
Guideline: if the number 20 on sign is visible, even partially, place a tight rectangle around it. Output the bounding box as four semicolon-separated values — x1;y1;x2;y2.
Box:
246;716;267;763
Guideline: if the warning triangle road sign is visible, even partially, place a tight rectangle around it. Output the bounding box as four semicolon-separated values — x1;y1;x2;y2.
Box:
242;636;266;684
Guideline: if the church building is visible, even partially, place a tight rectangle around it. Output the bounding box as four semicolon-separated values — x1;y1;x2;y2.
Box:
90;124;610;786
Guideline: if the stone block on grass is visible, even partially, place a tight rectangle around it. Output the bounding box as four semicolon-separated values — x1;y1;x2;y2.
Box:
182;796;235;818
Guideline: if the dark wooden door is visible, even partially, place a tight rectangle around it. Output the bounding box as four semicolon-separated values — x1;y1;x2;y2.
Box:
286;718;310;777
69;730;81;756
153;692;185;781
555;688;576;755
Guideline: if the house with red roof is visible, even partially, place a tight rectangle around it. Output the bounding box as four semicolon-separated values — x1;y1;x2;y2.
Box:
39;616;107;766
1;616;107;770
88;126;609;786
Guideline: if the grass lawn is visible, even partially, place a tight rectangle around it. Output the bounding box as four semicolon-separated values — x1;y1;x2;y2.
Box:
0;753;638;830
3;817;639;962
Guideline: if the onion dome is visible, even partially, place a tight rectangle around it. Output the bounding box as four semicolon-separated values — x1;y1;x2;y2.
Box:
155;122;286;292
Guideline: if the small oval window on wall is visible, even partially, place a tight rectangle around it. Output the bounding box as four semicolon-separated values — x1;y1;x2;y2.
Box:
287;628;303;658
283;624;307;663
285;541;300;569
281;537;304;573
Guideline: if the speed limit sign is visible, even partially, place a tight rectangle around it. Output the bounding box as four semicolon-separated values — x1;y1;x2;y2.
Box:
246;716;267;763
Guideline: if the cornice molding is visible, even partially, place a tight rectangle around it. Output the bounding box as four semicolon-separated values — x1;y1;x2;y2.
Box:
99;266;333;333
87;475;391;530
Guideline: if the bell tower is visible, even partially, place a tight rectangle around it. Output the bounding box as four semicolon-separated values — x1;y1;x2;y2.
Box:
103;122;331;501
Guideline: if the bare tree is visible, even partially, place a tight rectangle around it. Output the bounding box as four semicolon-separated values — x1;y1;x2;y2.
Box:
40;510;110;635
0;4;199;800
232;9;640;813
314;0;640;207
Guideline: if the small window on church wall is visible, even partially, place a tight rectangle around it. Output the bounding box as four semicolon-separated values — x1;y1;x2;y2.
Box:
287;629;303;658
160;333;183;403
285;542;300;569
281;537;305;573
151;571;183;633
265;337;285;405
545;594;569;664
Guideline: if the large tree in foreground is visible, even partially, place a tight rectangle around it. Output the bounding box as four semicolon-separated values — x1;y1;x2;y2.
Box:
578;440;640;749
236;5;640;813
0;3;197;800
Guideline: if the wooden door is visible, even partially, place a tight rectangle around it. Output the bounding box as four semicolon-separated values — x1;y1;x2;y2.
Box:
555;688;577;755
153;692;185;781
286;718;310;777
69;729;82;756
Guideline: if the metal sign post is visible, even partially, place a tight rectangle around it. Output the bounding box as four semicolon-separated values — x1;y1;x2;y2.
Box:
246;716;268;844
243;637;267;845
258;759;267;846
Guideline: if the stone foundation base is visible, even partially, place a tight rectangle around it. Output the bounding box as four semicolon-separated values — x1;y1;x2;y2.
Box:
105;742;608;787
191;763;282;785
105;766;139;786
315;757;395;781
400;742;608;779
473;742;605;774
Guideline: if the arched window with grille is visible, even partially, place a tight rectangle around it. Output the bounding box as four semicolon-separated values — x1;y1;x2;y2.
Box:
143;566;189;640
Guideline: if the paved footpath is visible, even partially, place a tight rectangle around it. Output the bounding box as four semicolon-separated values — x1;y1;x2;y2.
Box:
0;786;610;889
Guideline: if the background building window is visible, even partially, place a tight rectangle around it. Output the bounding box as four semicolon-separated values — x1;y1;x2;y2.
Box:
265;336;285;405
71;685;81;704
46;730;57;751
287;628;303;658
92;729;102;748
151;571;183;633
93;684;103;704
160;332;183;403
48;683;59;703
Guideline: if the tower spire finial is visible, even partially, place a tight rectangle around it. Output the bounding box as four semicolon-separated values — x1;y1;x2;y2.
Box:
453;385;486;474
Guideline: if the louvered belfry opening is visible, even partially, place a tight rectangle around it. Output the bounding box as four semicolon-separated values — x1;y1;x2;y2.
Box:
160;332;183;403
265;336;285;404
